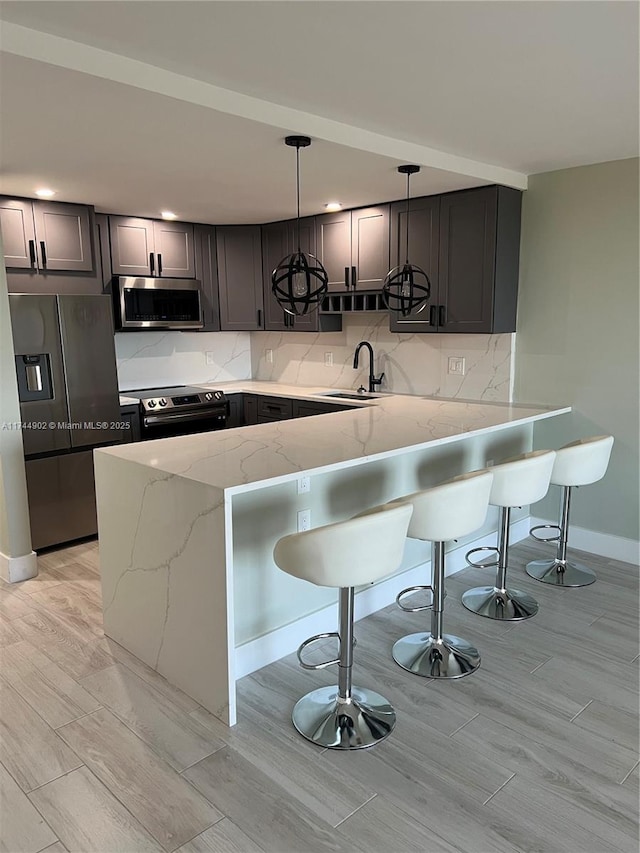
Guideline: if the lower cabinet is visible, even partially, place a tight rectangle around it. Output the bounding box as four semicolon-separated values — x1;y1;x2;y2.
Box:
292;400;352;418
235;394;353;427
243;394;258;425
119;404;142;443
225;394;244;428
256;396;293;422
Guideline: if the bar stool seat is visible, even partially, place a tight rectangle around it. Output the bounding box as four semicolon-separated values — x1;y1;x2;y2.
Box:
526;435;614;587
388;469;493;679
462;450;556;621
273;502;413;749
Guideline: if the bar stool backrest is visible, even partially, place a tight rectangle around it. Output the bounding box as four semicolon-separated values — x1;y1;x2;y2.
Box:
551;435;614;486
273;503;413;589
488;450;556;508
389;469;493;543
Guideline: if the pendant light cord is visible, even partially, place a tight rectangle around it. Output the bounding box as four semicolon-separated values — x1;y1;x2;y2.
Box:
296;144;301;253
405;170;410;265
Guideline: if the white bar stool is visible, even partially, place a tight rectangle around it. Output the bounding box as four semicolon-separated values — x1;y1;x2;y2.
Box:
390;470;493;679
462;450;556;621
526;435;614;587
273;502;413;750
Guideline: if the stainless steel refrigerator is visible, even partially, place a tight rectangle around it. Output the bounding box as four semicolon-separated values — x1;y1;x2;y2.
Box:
9;294;121;550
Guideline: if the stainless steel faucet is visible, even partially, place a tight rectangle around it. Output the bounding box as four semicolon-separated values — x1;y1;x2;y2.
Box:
353;341;384;393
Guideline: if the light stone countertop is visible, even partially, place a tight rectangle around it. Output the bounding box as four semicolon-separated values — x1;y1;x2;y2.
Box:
104;381;570;494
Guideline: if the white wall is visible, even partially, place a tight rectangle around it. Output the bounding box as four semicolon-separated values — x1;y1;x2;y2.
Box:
115;330;252;391
252;313;514;402
515;158;639;542
0;237;36;580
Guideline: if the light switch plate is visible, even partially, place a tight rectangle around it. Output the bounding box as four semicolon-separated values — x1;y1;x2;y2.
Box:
205;352;215;366
324;352;333;367
265;348;273;364
448;356;466;376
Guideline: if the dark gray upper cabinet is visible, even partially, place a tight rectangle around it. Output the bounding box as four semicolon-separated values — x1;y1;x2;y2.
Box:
437;185;521;334
1;197;94;274
389;195;440;334
390;186;521;334
316;205;390;293
194;224;220;332
262;220;291;332
261;217;335;332
109;215;195;278
217;225;264;331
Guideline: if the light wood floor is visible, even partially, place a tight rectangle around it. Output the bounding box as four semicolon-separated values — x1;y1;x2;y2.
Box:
0;537;638;853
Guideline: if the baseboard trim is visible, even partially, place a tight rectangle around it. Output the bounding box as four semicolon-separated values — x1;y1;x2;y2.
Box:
0;549;37;583
529;516;639;565
235;516;531;679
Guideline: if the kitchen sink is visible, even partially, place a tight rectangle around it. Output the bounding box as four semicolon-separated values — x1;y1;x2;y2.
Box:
322;392;381;400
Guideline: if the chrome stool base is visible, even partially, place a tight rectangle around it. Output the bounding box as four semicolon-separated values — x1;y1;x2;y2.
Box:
461;585;539;620
292;685;395;749
525;558;596;587
392;632;480;679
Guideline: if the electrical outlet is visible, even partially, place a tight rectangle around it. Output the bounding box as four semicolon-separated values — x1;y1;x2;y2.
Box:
324;352;333;367
297;509;311;532
265;348;273;364
448;356;466;376
205;351;215;366
297;476;310;494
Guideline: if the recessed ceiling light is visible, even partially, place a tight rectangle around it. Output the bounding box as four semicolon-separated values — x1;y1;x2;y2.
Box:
35;188;56;198
161;210;178;220
325;202;342;211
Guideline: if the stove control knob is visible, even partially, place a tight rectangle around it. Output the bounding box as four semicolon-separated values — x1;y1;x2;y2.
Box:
214;390;223;400
148;400;157;408
159;398;167;407
204;392;213;401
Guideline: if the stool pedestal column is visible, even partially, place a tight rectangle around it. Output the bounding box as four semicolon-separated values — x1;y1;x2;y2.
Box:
392;542;481;678
292;587;396;749
526;486;597;587
462;507;539;620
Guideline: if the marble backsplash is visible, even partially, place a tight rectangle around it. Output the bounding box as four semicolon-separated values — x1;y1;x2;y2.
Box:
251;313;514;401
115;331;252;391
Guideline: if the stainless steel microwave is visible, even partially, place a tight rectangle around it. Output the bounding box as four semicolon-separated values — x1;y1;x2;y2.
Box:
112;276;204;331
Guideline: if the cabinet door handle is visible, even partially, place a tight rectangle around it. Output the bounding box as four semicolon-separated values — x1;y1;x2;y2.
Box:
257;309;262;328
351;266;357;290
149;253;155;275
344;267;350;289
439;305;446;327
157;253;163;275
28;240;36;266
429;305;437;326
39;241;47;268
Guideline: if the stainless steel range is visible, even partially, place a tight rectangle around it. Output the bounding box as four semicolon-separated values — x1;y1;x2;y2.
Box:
126;385;228;439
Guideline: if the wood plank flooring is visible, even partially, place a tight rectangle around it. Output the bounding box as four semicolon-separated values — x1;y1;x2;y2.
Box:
0;536;638;852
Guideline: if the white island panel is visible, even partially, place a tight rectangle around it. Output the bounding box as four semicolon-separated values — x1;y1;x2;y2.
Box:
95;383;570;726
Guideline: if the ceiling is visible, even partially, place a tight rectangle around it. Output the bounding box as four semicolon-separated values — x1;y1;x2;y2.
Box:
0;1;637;224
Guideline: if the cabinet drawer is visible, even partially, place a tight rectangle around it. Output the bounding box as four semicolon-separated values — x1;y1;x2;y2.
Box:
292;400;350;418
256;396;293;420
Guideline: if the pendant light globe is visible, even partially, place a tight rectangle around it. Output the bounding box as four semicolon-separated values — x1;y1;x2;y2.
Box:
382;165;431;317
272;136;328;316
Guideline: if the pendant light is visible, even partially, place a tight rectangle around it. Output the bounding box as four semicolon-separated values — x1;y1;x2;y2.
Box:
382;165;431;317
272;136;328;316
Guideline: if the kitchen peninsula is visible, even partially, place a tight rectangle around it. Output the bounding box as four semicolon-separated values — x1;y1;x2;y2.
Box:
94;383;570;725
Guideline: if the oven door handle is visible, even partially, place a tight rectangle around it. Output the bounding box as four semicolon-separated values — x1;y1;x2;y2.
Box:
143;408;226;427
